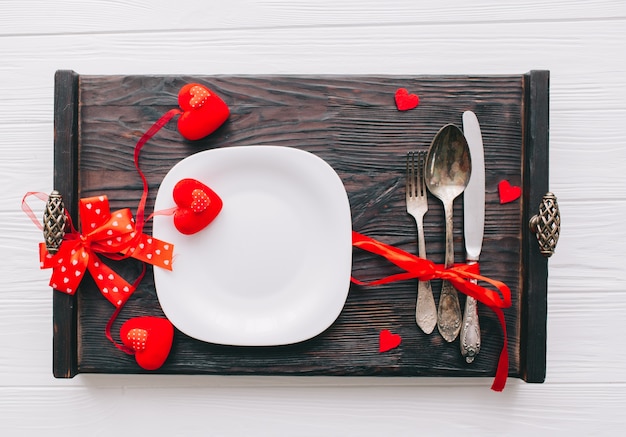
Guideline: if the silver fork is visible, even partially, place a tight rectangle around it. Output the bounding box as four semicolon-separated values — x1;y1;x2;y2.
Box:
406;151;437;334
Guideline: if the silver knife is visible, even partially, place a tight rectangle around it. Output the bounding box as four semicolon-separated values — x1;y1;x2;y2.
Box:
460;111;485;363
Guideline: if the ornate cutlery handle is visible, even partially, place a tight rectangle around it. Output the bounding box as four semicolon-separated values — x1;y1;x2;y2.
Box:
437;199;461;342
460;277;480;363
438;281;462;342
416;279;436;334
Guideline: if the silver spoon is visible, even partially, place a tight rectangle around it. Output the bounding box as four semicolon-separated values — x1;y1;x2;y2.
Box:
424;124;472;342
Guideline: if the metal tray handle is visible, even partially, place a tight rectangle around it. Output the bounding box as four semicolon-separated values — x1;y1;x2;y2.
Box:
529;192;560;257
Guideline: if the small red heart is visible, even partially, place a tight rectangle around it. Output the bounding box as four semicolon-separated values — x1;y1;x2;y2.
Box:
394;88;419;111
173;178;223;235
498;180;521;204
177;83;229;141
120;317;174;370
379;329;402;353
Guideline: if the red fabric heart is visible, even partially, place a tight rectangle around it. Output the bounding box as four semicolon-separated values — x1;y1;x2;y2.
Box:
120;317;174;370
498;180;521;204
173;178;223;235
394;88;419;111
177;83;229;141
379;329;402;352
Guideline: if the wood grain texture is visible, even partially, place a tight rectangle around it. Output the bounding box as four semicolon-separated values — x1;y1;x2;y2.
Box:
50;73;537;380
2;0;626;435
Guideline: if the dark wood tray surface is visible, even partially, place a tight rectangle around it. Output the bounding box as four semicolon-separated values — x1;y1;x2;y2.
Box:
53;71;549;382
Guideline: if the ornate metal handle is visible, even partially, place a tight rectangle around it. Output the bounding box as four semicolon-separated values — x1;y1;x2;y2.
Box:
460;288;480;363
529;192;560;258
43;190;67;254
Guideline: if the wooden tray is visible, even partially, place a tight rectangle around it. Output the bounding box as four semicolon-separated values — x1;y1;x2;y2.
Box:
52;70;550;382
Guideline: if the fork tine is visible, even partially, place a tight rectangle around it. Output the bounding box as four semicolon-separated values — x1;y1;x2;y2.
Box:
410;152;414;198
416;151;425;197
405;152;409;198
407;151;427;200
406;151;413;199
413;151;419;197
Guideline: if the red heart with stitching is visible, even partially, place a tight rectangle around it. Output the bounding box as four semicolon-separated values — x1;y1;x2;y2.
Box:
173;178;223;235
498;180;521;204
177;83;230;141
395;88;420;111
120;317;174;371
379;329;402;352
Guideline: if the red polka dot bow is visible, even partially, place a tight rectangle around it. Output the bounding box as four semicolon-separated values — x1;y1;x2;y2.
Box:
39;195;174;308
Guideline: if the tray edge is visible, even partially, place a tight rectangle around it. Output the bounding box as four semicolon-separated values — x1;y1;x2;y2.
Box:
52;69;80;378
520;69;550;383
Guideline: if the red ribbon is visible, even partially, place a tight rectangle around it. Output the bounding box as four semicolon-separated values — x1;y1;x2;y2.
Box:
134;108;183;234
36;195;174;308
351;231;511;392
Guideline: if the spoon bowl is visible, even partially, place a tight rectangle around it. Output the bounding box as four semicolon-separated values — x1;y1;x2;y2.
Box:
425;124;471;342
425;124;472;202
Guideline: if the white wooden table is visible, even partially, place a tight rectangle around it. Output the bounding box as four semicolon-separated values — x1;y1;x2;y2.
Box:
1;1;624;435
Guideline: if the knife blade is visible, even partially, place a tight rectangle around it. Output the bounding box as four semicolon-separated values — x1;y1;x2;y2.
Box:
460;110;485;363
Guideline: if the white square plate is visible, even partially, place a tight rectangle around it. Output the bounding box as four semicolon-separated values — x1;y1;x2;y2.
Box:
153;146;352;346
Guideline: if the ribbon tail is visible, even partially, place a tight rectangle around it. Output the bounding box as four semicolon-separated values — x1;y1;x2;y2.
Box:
443;271;511;309
134;108;183;233
22;192;51;230
41;241;86;294
88;254;136;307
127;234;174;271
352;231;437;279
105;305;135;355
490;308;509;392
351;271;419;287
